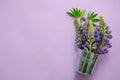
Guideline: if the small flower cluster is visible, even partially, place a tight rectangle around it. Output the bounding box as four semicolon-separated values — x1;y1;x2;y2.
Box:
67;8;112;54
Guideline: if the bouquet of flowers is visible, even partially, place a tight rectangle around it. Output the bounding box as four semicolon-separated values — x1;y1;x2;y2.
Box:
67;8;112;75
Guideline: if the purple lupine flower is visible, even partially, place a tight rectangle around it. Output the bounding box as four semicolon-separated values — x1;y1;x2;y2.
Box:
103;48;109;53
99;32;104;37
87;17;90;20
96;26;101;31
107;34;112;39
94;43;98;49
82;31;88;36
82;36;86;41
85;42;90;48
106;26;109;29
98;50;104;54
92;41;98;49
106;30;112;34
103;39;109;46
81;32;86;41
78;44;85;50
87;23;90;27
108;30;112;34
82;17;86;21
94;32;99;37
93;49;97;53
80;26;85;30
92;41;97;44
94;32;100;42
104;39;109;43
107;43;112;48
95;36;100;42
95;41;99;45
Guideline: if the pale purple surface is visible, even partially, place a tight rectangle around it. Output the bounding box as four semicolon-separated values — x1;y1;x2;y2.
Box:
0;0;120;80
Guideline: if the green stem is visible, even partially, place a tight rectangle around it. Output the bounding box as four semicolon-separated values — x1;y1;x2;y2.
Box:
74;18;80;30
89;41;92;53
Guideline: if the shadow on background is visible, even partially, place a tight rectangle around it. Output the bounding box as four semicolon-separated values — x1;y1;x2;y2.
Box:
74;54;109;80
74;72;91;80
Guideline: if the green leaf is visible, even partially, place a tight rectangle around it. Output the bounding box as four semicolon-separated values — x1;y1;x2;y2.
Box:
80;9;86;18
75;8;79;16
89;20;93;27
91;14;98;19
70;9;74;13
76;8;79;14
73;8;76;13
90;12;94;18
92;19;100;22
70;9;76;17
66;12;74;17
88;12;91;18
100;16;103;20
74;8;78;17
66;8;81;18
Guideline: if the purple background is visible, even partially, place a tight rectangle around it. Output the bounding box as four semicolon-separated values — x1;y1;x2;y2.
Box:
0;0;120;80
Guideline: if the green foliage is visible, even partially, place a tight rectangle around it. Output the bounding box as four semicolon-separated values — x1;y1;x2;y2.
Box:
88;12;100;22
99;16;106;34
74;19;80;30
80;9;86;19
87;20;94;52
67;8;86;19
66;8;112;54
67;8;81;18
67;8;100;23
